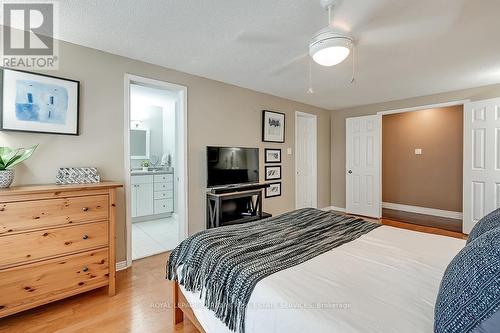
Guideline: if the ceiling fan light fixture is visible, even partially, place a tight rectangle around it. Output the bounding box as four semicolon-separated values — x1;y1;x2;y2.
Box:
309;30;353;67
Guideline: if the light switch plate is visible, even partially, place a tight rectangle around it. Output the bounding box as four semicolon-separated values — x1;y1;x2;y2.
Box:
415;148;423;155
287;148;293;155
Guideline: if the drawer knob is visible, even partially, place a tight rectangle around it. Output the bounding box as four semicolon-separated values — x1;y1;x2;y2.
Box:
82;234;89;240
82;266;89;272
82;207;89;212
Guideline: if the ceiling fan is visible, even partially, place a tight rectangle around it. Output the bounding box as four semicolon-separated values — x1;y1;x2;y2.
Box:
309;0;353;67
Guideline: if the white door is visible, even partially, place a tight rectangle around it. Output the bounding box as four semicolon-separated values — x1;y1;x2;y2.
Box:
295;112;317;209
463;98;500;234
346;115;381;218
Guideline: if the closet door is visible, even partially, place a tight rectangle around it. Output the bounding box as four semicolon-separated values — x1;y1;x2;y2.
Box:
463;98;500;234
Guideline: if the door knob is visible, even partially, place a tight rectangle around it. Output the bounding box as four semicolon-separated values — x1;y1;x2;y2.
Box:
348;170;353;174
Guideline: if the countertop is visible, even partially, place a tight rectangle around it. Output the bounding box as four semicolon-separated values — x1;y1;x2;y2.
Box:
130;169;174;176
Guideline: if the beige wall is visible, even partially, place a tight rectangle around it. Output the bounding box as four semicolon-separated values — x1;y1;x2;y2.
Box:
382;106;463;212
331;83;500;208
0;40;331;263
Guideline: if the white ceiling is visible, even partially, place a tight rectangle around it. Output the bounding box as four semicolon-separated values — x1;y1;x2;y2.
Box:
51;0;500;109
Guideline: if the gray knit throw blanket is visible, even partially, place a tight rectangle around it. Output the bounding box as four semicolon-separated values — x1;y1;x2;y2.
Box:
167;208;380;333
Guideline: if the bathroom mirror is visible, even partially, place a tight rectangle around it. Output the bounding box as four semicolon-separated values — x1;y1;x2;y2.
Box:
130;129;150;159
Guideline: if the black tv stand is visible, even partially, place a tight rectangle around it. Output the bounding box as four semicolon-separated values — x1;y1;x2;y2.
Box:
210;183;269;194
206;187;272;228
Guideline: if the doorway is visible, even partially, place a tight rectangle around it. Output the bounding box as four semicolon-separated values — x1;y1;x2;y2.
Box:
124;74;188;267
295;111;318;209
380;105;463;232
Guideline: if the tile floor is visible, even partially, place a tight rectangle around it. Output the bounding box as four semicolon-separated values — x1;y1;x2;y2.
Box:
132;216;180;260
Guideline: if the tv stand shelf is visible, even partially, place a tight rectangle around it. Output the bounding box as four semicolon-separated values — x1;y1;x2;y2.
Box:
206;188;271;228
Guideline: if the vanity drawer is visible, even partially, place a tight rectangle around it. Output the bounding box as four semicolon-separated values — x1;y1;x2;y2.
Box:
154;182;173;192
154;190;173;200
0;249;109;317
0;221;108;268
154;174;173;183
0;195;109;235
131;175;153;184
154;199;173;214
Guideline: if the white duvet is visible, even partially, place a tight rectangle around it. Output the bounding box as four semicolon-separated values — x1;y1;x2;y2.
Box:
180;226;465;333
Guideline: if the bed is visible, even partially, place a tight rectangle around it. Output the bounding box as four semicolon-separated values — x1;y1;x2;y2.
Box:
169;209;465;333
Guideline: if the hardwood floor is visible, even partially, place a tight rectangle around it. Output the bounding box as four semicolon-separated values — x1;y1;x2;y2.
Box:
0;253;196;333
380;218;467;239
0;216;466;333
382;208;463;233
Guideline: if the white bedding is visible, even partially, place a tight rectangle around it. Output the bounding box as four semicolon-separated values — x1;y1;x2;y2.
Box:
179;226;465;333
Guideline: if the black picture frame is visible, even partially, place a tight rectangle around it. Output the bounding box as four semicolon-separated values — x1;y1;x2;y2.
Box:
262;110;285;143
265;182;282;198
265;165;281;181
264;148;281;163
0;67;80;135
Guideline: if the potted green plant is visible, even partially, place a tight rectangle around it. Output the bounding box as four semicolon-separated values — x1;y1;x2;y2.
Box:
141;160;149;172
0;145;38;188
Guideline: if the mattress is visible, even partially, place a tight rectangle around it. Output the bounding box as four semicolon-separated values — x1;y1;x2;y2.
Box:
179;225;465;333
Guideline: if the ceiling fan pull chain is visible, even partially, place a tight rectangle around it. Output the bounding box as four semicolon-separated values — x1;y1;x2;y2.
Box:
350;44;356;84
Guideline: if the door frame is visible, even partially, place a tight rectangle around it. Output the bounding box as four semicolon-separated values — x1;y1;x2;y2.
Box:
375;99;469;223
124;74;189;268
295;111;318;209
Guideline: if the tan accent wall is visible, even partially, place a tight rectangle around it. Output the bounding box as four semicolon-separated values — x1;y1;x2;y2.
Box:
0;35;331;263
331;84;500;209
382;106;463;211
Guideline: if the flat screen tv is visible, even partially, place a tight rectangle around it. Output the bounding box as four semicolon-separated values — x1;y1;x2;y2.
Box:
207;146;259;187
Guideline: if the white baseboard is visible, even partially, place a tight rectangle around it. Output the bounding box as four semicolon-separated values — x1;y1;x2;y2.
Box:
116;261;128;271
382;202;462;220
321;206;346;213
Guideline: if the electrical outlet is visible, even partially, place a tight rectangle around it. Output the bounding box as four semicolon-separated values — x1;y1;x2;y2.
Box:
287;148;293;155
415;148;423;155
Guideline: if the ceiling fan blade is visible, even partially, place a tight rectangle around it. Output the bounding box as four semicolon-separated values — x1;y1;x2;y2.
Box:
235;31;282;44
335;0;465;45
268;53;308;76
358;15;456;46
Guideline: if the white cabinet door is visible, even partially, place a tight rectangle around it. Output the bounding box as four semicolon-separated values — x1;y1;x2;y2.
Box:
463;98;500;234
346;115;382;218
136;183;154;217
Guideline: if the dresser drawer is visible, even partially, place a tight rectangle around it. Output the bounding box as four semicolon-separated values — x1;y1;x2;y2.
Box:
154;174;173;183
0;221;108;268
0;249;109;317
154;182;173;192
154;190;173;200
0;195;109;235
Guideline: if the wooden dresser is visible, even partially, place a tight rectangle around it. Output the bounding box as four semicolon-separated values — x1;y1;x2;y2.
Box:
0;182;122;318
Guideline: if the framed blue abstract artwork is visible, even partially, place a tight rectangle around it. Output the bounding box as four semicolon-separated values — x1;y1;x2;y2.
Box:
0;68;79;135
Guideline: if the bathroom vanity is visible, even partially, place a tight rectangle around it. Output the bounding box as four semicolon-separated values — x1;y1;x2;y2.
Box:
130;170;174;219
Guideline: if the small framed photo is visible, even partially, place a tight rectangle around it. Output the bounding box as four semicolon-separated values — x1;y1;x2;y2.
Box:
265;148;281;163
0;68;80;135
265;165;281;181
262;110;285;143
265;182;281;198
